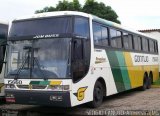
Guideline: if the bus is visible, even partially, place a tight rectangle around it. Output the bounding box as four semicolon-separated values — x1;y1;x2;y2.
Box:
5;11;159;107
0;21;8;101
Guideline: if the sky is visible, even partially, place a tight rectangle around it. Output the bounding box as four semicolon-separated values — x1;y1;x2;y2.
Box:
0;0;160;30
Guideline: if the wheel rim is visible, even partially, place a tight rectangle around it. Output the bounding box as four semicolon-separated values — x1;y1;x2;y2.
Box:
94;85;103;102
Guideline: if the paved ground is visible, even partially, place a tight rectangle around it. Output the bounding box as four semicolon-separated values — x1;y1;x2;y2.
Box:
0;88;160;115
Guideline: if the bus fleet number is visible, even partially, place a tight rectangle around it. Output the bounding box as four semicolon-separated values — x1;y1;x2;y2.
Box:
8;80;22;85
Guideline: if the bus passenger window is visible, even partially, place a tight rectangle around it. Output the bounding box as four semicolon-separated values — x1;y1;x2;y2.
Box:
156;41;158;53
134;36;139;50
137;36;142;51
149;40;154;52
93;22;109;46
110;29;122;48
93;23;101;45
101;26;109;46
123;32;133;50
154;41;158;53
146;39;149;52
142;38;148;52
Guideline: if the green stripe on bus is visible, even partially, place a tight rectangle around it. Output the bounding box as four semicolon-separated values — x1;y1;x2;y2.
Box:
107;51;125;92
30;81;50;85
116;52;131;90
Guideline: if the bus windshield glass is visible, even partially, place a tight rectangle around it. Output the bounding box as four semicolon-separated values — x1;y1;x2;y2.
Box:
6;38;71;79
9;17;72;38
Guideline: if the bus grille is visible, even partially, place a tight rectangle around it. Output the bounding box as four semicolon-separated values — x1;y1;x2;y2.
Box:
17;85;47;89
17;85;29;89
32;85;47;89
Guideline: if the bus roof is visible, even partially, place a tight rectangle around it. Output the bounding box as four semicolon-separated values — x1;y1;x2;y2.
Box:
14;11;90;21
13;11;156;40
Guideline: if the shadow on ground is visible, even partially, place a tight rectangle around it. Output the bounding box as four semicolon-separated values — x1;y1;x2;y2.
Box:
0;88;143;116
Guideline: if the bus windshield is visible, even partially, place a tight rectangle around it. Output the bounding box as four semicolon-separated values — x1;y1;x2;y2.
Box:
9;17;72;38
6;38;71;79
6;16;90;80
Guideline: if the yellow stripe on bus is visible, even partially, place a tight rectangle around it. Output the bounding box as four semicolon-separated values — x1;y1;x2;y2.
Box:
123;52;159;88
50;81;62;85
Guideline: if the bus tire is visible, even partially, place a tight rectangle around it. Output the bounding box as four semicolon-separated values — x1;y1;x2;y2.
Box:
140;73;148;91
88;81;104;108
147;73;152;89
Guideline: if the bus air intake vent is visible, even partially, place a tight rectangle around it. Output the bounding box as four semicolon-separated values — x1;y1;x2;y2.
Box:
17;85;29;89
32;85;47;89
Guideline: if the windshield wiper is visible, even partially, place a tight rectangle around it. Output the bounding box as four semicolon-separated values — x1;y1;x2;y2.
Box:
13;50;30;80
12;45;46;80
33;57;47;80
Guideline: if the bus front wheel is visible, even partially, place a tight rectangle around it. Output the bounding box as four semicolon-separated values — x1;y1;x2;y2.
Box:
88;81;104;108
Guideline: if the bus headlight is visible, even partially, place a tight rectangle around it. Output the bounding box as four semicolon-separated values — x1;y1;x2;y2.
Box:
5;84;16;89
48;85;70;91
63;85;69;90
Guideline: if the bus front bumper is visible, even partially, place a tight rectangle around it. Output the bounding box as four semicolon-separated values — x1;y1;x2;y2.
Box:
5;89;71;107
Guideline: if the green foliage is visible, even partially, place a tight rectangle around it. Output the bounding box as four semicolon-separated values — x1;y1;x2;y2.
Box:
153;77;160;85
56;0;81;11
35;0;120;24
36;6;56;13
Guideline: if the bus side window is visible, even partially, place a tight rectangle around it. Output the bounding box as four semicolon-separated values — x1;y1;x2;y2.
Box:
110;28;122;48
134;36;138;50
156;41;158;53
154;41;158;53
147;39;149;52
93;23;101;45
123;32;133;50
93;22;109;46
101;26;109;46
73;17;91;83
142;38;149;52
149;39;154;52
137;36;142;51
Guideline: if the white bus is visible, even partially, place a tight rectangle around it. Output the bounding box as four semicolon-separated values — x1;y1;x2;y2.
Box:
5;11;159;107
0;21;8;101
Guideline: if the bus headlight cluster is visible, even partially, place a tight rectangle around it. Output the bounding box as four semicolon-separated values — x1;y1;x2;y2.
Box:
5;84;16;89
6;93;16;103
48;85;70;91
6;93;15;98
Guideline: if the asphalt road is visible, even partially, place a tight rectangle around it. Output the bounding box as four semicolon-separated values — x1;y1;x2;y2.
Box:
1;88;160;115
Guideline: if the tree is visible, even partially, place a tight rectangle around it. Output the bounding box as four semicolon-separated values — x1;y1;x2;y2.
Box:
83;0;120;23
36;6;56;13
56;0;81;11
35;0;120;24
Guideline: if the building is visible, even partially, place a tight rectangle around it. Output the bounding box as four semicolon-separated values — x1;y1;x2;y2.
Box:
138;29;160;40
